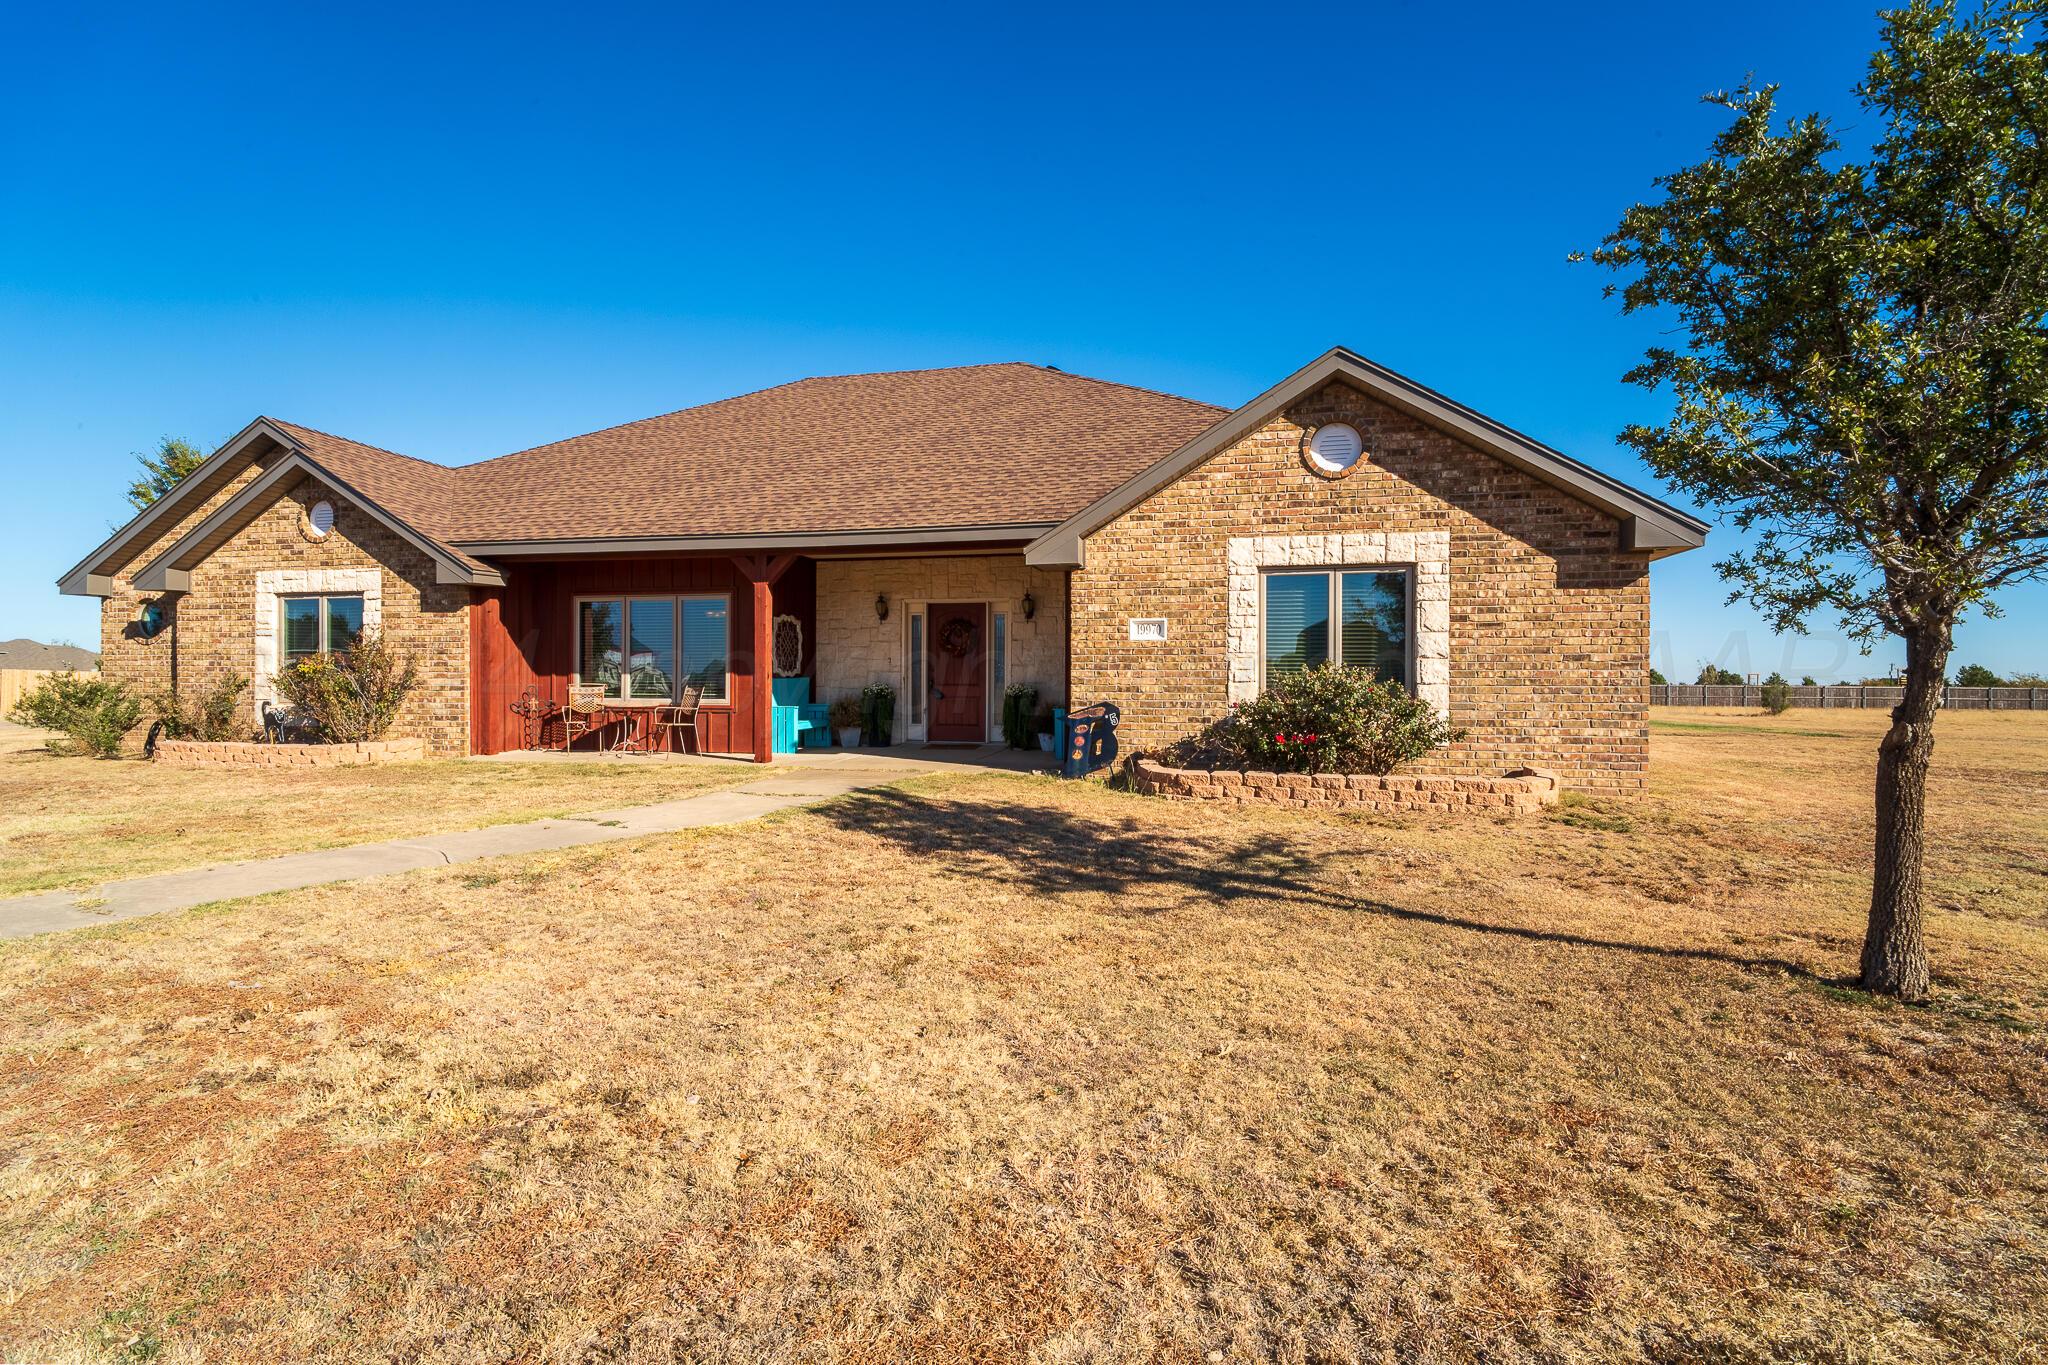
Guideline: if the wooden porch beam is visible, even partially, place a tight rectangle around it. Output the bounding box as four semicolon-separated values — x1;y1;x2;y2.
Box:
750;575;773;763
730;552;797;587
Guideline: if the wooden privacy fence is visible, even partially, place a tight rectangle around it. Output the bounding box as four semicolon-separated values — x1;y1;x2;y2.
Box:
1653;683;2048;710
0;669;60;716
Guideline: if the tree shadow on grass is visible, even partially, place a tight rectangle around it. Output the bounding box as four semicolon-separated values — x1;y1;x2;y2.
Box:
816;785;1832;984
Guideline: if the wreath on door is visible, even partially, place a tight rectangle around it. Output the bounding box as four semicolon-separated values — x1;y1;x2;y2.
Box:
938;615;976;658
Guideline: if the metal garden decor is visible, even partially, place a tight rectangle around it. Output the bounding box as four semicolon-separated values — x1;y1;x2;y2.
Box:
772;614;804;678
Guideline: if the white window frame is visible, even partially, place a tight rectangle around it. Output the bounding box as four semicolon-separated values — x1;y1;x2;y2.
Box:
279;592;367;663
573;593;732;707
1256;566;1417;693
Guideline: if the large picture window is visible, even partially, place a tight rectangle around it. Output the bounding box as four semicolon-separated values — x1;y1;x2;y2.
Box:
281;593;364;663
1262;569;1410;689
576;595;729;702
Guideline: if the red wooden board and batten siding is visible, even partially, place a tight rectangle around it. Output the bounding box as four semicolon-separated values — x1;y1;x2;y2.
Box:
927;602;987;742
469;556;816;757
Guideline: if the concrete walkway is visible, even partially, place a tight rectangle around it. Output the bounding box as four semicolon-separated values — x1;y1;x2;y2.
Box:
0;767;938;941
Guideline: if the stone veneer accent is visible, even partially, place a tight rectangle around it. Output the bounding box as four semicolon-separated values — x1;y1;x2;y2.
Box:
252;568;383;709
1130;756;1559;814
815;555;1068;741
1069;378;1653;797
153;738;426;768
1225;530;1450;714
99;471;471;756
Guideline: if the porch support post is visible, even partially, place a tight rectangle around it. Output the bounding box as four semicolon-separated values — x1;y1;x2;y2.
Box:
751;575;773;763
733;554;797;765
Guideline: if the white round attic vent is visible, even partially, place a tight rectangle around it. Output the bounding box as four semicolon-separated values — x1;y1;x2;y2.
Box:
1305;423;1363;476
308;500;335;537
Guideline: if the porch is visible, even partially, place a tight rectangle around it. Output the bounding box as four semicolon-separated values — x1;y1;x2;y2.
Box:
469;549;1069;762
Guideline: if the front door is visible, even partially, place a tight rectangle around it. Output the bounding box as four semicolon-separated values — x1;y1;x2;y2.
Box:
927;603;987;742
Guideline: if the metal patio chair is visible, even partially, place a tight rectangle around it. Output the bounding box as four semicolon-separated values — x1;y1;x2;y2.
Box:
561;683;614;752
649;685;703;755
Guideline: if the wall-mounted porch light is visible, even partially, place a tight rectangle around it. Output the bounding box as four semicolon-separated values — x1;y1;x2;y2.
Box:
1021;591;1036;621
875;593;890;622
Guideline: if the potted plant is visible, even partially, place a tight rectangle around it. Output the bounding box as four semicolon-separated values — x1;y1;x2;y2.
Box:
829;695;863;748
1033;704;1056;753
860;682;896;747
1001;683;1038;749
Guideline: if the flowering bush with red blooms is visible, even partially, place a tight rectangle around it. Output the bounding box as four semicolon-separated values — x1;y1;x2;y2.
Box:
1221;662;1462;775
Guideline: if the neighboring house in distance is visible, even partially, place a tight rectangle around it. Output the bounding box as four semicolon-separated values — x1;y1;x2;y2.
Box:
58;349;1706;794
0;639;100;671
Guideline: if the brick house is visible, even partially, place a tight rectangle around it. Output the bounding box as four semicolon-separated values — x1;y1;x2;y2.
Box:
60;349;1705;794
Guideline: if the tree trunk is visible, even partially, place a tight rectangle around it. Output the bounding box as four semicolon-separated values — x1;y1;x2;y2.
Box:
1860;624;1951;999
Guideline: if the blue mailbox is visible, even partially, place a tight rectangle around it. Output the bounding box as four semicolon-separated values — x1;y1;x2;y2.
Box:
1061;701;1120;779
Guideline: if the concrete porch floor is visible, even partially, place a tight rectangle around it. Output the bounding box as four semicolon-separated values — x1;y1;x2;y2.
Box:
470;740;1059;776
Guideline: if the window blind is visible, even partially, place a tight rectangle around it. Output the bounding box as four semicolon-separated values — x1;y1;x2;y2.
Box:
1263;573;1330;686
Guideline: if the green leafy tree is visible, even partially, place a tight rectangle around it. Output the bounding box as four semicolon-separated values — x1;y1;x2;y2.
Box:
1695;664;1744;686
126;436;206;511
1587;1;2047;998
1954;663;2003;687
1649;667;1669;685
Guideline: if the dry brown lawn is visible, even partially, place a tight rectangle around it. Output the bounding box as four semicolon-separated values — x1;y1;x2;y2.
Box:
0;730;779;895
2;709;2045;1363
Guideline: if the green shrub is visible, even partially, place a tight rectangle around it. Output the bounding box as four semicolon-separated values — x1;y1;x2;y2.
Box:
271;630;420;742
1759;680;1794;714
1217;662;1462;775
9;672;142;758
1955;663;2002;687
150;674;249;742
1001;683;1039;749
860;682;896;746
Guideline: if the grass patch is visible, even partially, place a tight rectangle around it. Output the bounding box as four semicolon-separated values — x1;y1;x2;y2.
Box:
1649;717;1857;739
1546;791;1636;832
2;712;2045;1359
0;745;779;895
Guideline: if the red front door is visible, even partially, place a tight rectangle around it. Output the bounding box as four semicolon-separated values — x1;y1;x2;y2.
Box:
927;603;987;742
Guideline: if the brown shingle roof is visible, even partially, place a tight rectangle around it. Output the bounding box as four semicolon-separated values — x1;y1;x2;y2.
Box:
444;364;1224;543
265;419;471;544
258;364;1222;557
0;638;99;670
260;422;492;575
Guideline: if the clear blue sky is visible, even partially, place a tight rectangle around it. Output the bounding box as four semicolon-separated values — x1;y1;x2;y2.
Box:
3;1;2037;681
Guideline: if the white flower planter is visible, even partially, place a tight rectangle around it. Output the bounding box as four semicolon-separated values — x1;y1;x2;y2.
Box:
1037;732;1054;752
837;727;863;748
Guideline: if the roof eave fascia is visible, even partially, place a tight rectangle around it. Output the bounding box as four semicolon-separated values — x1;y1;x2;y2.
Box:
1024;347;1711;569
449;522;1062;558
133;452;502;593
57;416;300;596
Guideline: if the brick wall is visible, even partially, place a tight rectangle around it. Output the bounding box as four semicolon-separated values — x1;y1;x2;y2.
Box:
1130;756;1561;814
101;471;470;755
815;555;1067;741
1069;379;1652;796
100;457;276;702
